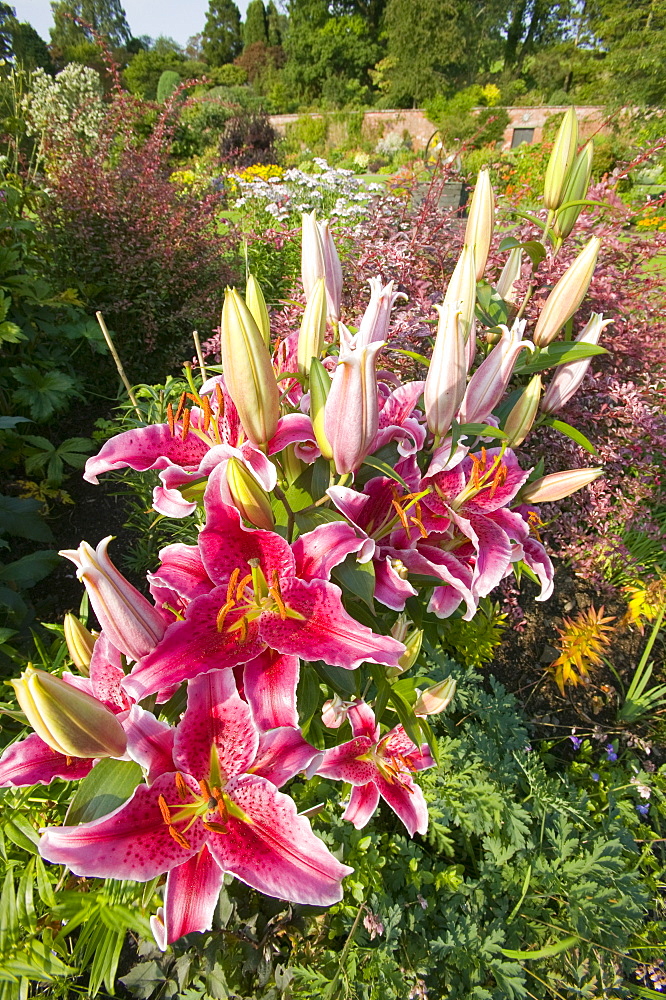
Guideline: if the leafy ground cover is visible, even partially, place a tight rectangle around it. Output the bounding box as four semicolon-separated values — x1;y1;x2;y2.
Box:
0;83;665;1000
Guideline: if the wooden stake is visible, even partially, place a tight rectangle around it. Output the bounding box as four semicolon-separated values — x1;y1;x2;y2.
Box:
95;311;143;420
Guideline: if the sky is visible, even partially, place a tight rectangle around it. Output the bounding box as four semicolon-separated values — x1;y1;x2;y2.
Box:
10;0;253;47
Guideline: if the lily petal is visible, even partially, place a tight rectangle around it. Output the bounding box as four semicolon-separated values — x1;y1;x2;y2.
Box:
375;773;428;837
152;845;225;950
244;649;300;730
250;727;319;788
343;782;380;829
84;425;209;484
0;733;93;787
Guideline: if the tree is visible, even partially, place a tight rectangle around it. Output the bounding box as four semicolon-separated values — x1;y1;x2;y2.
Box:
584;0;666;104
202;0;242;66
244;0;268;48
266;0;283;46
50;0;132;49
383;0;476;105
10;21;54;71
0;1;15;61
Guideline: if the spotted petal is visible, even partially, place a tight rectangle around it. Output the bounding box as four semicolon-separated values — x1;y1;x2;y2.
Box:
84;425;209;484
244;649;300;730
210;773;352;906
151;845;225;950
0;733;93;787
343;782;380;829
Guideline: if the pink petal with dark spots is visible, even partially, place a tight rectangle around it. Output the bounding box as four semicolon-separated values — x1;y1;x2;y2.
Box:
39;772;204;880
124;706;176;783
250;727;319;788
84;425;210;483
210;774;352;906
244;649;299;730
89;633;131;712
124;589;264;701
317;737;378;785
151;544;214;601
343;782;380;829
375;773;428;837
0;733;93;787
152;846;225;949
292;521;365;582
261;578;405;670
348;701;380;741
174;671;258;782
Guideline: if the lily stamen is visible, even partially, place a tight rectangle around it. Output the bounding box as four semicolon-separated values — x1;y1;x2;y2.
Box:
181;407;191;441
174;392;187;423
166;402;175;435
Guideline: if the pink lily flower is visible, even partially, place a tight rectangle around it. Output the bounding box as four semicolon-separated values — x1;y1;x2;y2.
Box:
84;376;317;519
123;466;405;701
356;277;404;348
316;701;434;836
40;670;351;948
420;449;553;603
370;380;426;458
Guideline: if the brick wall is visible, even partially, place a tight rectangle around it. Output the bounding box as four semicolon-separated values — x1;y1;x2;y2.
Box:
269;106;607;154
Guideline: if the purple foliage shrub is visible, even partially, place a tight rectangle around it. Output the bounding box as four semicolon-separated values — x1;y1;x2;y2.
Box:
40;89;238;381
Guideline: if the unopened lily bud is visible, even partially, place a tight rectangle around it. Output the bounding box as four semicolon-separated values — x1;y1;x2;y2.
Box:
414;677;456;717
504;374;542;446
552;140;594;242
63;613;96;676
398;627;423;674
356;277;402;348
59;537;165;662
245;274;271;348
541;313;611;415
322;694;349;729
464;168;495;280
226;456;274;530
424;302;467;438
496;247;523;307
444;243;477;343
533;237;600;347
10;666;127;758
458;320;533;426
543;106;578;211
309;357;333;461
324;324;382;475
221;288;280;446
281;444;305;486
297;277;327;375
301;210;325;302
521;467;603;504
319;218;343;322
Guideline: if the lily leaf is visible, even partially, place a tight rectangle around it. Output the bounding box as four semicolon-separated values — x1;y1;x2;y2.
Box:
66;758;143;825
545;418;599;456
500;935;579;960
362;456;410;490
516;342;607;374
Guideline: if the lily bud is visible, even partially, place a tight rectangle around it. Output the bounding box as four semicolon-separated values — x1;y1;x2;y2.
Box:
552;140;594;242
245;274;271;348
444;243;477;343
395;626;423;676
543;106;578;211
356;277;402;348
226;456;275;531
297;277;327;375
322;694;349;728
458;320;533;426
309;357;334;461
221;288;280;446
533;237;600;348
504;374;542;447
10;666;127;758
324;323;382;475
464;168;495;280
521;467;603;504
59;537;165;662
414;677;456;717
424;302;467;439
541;313;611;415
301;210;325;302
496;247;523;307
319;218;343;322
63;613;96;676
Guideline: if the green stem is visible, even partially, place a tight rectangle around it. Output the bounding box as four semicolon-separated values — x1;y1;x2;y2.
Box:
272;483;296;543
324;902;365;999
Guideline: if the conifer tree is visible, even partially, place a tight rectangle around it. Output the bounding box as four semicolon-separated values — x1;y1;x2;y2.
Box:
202;0;242;66
50;0;132;48
266;0;282;46
243;0;268;49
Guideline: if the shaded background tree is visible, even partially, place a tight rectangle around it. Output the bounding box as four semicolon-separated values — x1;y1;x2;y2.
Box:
202;0;242;66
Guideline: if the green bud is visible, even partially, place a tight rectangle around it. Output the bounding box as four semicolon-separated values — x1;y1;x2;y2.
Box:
503;374;542;446
552;140;594;242
10;666;127;758
297;277;327;375
543;106;579;212
245;274;271;348
309;356;334;461
63;613;96;676
414;677;457;717
226;457;275;531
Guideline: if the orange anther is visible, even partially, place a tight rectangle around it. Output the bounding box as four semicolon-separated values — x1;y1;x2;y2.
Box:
226;568;241;605
391;498;410;531
201;395;213;432
269;587;287;620
235;573;252;601
175;772;189;799
410;516;428;539
216;601;235;632
203;820;228;835
174;392;187;423
181;407;191;441
215;384;224;416
166;402;175;435
168;825;192;850
198;778;212;800
158;794;172;825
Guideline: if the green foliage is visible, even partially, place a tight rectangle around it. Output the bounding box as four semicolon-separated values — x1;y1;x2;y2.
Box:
425;85;510;153
243;0;268;49
50;0;132;49
437;599;507;668
202;0;243;68
156;69;181;103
